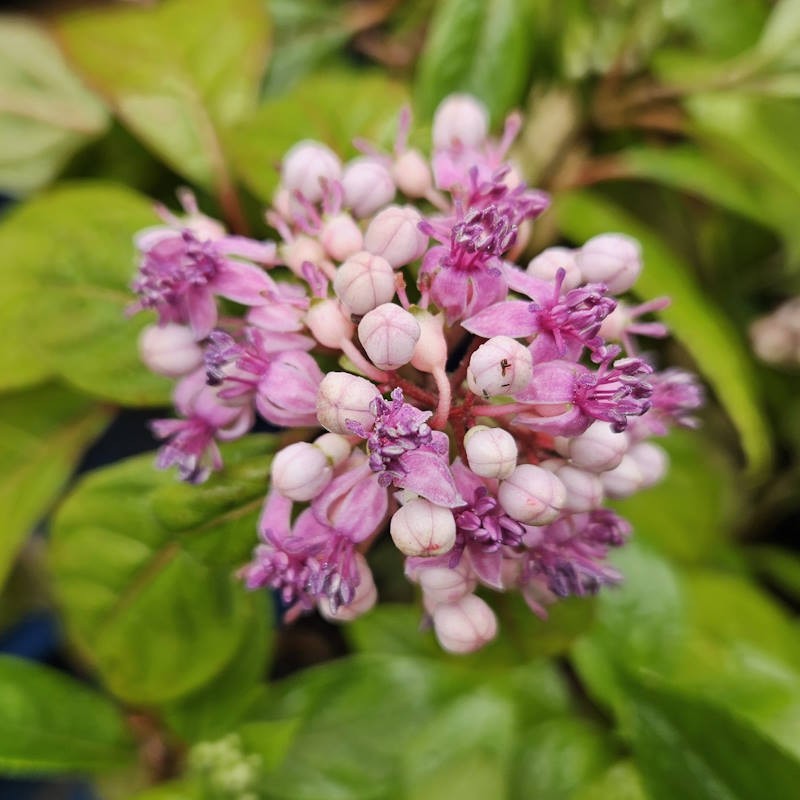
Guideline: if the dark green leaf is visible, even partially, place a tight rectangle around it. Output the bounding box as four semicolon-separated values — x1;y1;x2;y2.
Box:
0;182;171;404
0;383;111;588
749;545;800;605
555;190;772;476
50;435;278;704
132;781;201;800
55;0;271;189
0;655;134;775
572;761;648;800
346;602;442;658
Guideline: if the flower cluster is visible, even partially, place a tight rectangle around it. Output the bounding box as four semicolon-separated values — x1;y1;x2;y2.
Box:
132;94;702;653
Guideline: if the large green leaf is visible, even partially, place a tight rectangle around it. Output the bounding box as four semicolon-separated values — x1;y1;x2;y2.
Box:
0;655;134;775
573;761;648;800
0;182;170;404
55;0;271;191
555;190;772;476
0;383;111;589
0;15;108;194
625;674;800;800
227;70;408;204
414;0;534;123
50;435;278;704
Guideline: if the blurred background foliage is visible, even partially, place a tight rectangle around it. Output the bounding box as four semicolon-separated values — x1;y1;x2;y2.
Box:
1;0;800;798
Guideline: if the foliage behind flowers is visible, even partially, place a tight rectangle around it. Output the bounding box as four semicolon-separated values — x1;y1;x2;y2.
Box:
2;1;800;799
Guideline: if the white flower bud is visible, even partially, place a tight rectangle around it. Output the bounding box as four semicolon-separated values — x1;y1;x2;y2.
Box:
390;498;456;557
577;233;642;294
750;315;796;363
271;441;332;501
415;560;477;608
600;453;643;499
320;212;363;262
555;423;629;472
318;553;377;622
358;303;421;370
527;247;581;291
391;149;433;198
333;251;396;317
139;323;202;377
410;308;448;372
281;140;341;203
432;594;498;654
341;157;395;218
363;205;428;268
540;458;604;512
304;298;354;348
313;432;352;467
432;94;490;150
467;336;532;398
498;464;566;525
316;371;380;434
464;425;518;479
280;234;326;277
627;442;669;489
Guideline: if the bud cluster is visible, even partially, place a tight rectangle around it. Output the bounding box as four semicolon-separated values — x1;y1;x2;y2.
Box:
132;94;703;653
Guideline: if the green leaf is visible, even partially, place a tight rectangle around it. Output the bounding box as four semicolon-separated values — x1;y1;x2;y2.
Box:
0;182;171;404
414;0;534;123
0;383;111;588
50;435;278;704
624;673;800;800
227;69;408;203
572;761;648;800
757;0;800;60
749;545;800;604
55;0;271;190
346;602;443;658
554;190;772;477
0;15;107;195
132;781;201;800
0;655;134;775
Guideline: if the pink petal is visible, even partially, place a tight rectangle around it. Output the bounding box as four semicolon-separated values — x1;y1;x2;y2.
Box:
186;287;218;339
398;449;464;508
212;260;274;305
462;300;536;338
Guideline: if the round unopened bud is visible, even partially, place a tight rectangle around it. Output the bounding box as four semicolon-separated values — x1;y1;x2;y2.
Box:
319;553;377;622
498;464;566;525
604;441;669;497
363;205;428;268
392;149;433;198
555;423;629;472
432;94;490;150
750;315;796;363
600;453;643;499
410;308;448;372
341;157;395;218
467;336;533;398
358;303;421;370
540;458;603;512
139;323;202;377
432;594;498;654
333;251;395;316
313;432;352;467
280;235;326;277
577;233;642;294
527;247;581;291
416;560;477;608
316;372;380;434
464;425;518;479
390;498;456;557
281;140;341;203
320;212;363;262
271;441;332;501
305;298;354;348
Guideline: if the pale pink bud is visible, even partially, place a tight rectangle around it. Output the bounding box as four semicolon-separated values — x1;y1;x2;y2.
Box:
358;303;421;370
363;205;428;268
319;553;377;622
577;233;642;294
139;323;203;377
750;315;796;363
527;247;581;291
341;157;396;218
410;308;448;372
555;423;629;472
391;149;433;198
313;432;352;467
305;298;354;348
629;441;668;488
272;186;292;218
467;336;532;398
432;94;490;150
320;212;363;262
540;458;603;512
390;498;456;557
271;442;333;501
508;219;532;262
600;454;643;499
598;302;629;341
281;140;342;203
316;371;380;434
464;425;518;479
432;594;498;654
498;464;566;525
333;251;396;316
280;234;326;277
415;560;477;608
